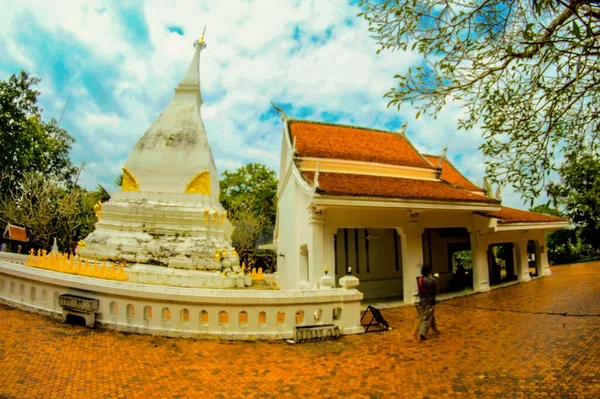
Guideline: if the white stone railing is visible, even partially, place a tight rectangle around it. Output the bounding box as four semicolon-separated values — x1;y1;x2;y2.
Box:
0;259;363;339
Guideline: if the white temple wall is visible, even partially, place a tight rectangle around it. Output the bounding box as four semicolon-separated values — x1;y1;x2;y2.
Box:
0;259;364;339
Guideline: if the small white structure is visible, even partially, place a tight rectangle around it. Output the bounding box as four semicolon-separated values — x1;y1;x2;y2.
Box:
272;118;568;301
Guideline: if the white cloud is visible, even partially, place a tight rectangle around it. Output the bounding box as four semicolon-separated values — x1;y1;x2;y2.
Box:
0;0;544;210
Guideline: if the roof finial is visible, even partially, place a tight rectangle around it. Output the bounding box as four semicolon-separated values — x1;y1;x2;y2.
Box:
397;123;407;137
314;162;320;189
483;176;493;198
194;26;207;49
495;185;502;201
271;102;287;121
438;145;448;169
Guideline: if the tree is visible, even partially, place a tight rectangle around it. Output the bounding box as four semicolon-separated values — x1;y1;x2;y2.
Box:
220;163;278;231
358;0;600;202
0;172;103;252
0;71;76;193
548;151;600;254
219;163;278;268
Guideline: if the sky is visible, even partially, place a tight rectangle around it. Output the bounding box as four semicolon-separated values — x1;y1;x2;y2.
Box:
0;0;546;209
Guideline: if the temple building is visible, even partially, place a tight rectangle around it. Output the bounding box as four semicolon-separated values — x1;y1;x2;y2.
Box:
273;119;568;301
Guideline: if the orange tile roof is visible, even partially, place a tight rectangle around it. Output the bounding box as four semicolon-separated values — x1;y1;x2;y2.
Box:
483;207;567;224
289;120;435;169
423;155;484;192
303;172;499;203
4;224;27;242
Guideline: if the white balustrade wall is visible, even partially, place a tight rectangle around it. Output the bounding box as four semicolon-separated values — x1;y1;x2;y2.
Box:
0;258;363;340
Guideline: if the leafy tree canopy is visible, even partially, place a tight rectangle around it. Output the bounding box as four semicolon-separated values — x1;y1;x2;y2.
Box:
0;71;76;192
548;151;600;250
0;172;103;251
359;0;600;201
530;204;563;217
219;163;278;269
219;163;278;228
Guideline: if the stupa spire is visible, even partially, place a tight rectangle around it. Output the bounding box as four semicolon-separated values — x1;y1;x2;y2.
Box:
177;27;207;91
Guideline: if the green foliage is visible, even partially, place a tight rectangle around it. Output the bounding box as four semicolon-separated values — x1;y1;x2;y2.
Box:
359;0;600;202
530;204;562;218
220;163;278;229
0;71;76;192
548;151;600;252
0;70;102;252
529;202;598;265
219;163;278;267
0;172;103;252
453;250;472;271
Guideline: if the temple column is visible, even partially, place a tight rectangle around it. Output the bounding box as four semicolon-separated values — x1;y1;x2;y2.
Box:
324;231;336;287
515;237;531;282
308;208;326;285
402;213;424;304
470;231;490;292
538;232;551;276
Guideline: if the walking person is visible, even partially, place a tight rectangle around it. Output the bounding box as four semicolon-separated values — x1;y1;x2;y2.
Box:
414;264;439;340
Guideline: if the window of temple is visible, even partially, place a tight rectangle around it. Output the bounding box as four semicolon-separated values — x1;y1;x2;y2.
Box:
0;279;4;293
200;310;209;326
10;281;15;295
30;286;36;302
110;301;118;316
41;289;47;305
276;311;285;326
333;307;342;321
144;306;152;320
314;308;323;323
126;304;135;321
162;307;171;322
335;228;404;279
258;311;267;327
218;311;228;326
181;309;190;323
239;311;248;326
295;310;305;325
19;283;25;296
53;292;59;308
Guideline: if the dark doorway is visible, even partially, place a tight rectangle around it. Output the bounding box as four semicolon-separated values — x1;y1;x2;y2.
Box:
65;314;87;327
422;228;471;292
487;243;517;285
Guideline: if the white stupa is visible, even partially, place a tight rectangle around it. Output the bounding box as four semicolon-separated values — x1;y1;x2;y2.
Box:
79;33;246;288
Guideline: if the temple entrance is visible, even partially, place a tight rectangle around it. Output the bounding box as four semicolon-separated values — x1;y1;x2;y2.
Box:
487;243;517;285
422;228;472;292
334;228;403;300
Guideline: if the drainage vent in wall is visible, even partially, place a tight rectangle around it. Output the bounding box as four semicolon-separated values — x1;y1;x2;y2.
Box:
293;324;341;343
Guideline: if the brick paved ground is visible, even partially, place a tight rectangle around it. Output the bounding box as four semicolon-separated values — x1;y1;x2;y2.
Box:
1;262;598;399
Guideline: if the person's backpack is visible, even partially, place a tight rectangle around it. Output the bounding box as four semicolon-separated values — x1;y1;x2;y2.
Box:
417;276;427;295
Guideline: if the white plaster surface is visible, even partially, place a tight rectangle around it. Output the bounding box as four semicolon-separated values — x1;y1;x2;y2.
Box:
78;45;238;277
0;259;364;339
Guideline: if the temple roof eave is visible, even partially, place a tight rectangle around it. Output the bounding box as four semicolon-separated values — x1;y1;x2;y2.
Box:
310;193;502;212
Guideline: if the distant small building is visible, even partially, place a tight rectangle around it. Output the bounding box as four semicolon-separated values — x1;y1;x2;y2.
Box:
2;223;28;253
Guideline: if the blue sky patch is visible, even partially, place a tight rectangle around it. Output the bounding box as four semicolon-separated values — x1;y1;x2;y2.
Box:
117;5;152;51
168;25;184;35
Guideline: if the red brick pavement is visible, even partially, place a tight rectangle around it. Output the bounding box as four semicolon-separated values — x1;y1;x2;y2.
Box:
0;262;598;398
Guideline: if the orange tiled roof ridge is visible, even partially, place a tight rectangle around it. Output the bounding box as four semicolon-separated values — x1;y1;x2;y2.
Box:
423;154;484;193
288;119;436;170
4;224;27;242
303;172;499;204
483;207;567;224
